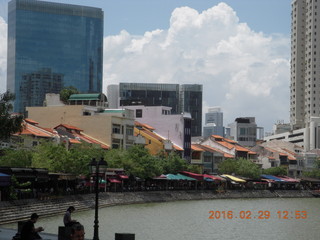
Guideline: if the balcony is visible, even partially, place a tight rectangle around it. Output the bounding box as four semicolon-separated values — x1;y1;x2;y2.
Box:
112;133;123;139
191;159;202;165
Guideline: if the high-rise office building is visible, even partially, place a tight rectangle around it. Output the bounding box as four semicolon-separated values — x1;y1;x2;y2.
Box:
203;107;224;137
7;0;103;113
110;83;202;136
179;84;203;137
290;0;320;129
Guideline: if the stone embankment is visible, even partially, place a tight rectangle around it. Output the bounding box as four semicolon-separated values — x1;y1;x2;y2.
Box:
0;190;314;225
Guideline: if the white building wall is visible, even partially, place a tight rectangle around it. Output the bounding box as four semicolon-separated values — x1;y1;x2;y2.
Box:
123;105;187;148
106;84;119;109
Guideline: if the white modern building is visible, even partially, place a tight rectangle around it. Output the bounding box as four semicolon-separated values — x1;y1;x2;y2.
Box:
290;0;320;129
227;117;264;147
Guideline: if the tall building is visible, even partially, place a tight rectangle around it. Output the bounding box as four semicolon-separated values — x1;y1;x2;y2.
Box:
290;0;320;129
7;0;103;113
228;117;258;147
109;83;202;137
203;107;224;138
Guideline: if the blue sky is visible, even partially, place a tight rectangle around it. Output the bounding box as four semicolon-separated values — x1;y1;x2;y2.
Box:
0;0;292;133
0;0;291;36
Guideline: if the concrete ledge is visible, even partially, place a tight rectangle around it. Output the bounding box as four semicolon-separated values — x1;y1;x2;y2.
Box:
0;190;314;225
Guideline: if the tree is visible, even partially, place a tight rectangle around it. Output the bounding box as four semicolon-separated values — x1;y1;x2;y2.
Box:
0;91;23;140
218;158;239;175
60;86;79;104
302;158;320;178
262;166;287;176
159;152;188;174
218;158;261;178
105;145;162;179
0;148;33;167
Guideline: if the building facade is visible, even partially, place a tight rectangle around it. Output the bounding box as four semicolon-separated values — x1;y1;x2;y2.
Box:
203;107;224;137
7;0;103;113
108;83;202;137
123;105;192;160
228;117;258;147
290;0;320;129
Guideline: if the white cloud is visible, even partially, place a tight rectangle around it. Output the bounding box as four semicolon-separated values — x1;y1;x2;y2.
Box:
0;3;290;132
103;3;290;132
0;16;7;94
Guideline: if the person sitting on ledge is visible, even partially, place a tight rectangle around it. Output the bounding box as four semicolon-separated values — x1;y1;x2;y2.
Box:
20;213;44;240
70;223;85;240
63;206;78;227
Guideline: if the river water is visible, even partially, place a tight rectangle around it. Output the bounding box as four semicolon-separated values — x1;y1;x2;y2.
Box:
3;198;320;240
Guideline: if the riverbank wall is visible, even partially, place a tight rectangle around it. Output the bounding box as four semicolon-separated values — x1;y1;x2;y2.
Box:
0;190;314;225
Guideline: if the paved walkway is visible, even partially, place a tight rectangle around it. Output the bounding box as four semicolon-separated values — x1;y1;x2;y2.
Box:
0;227;58;240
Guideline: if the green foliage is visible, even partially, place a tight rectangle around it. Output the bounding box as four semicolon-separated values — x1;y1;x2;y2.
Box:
218;158;261;179
0;91;23;140
9;175;31;200
59;86;79;104
0;148;33;167
105;145;162;179
218;158;238;174
302;159;320;178
262;166;287;176
31;141;105;175
160;152;188;174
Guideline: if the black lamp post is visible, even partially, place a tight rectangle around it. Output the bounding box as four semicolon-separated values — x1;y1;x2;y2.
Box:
89;157;107;240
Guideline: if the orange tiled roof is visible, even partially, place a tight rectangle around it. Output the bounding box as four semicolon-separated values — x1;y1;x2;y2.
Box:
202;145;235;158
173;144;183;151
211;135;224;140
135;121;155;130
279;152;288;156
17;122;54;138
235;145;250;152
73;133;109;149
69;138;81;144
55;124;83;132
216;140;235;150
24;118;39;125
224;153;235;158
281;148;297;156
248;151;257;155
191;144;205;152
288;155;296;160
223;138;237;144
140;128;164;141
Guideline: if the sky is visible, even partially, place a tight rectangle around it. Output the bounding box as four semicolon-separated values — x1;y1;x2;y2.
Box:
0;0;292;133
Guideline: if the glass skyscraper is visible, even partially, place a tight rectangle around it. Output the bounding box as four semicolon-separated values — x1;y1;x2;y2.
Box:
118;83;203;137
7;0;103;113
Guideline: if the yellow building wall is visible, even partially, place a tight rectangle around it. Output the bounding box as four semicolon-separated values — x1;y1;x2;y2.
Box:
134;128;164;155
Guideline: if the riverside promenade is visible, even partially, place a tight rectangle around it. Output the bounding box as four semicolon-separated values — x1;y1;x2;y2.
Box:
0;190;314;239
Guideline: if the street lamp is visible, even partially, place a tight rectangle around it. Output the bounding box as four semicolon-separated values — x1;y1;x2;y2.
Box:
89;157;107;240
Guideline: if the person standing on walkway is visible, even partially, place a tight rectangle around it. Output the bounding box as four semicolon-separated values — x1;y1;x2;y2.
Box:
63;206;77;227
20;213;44;240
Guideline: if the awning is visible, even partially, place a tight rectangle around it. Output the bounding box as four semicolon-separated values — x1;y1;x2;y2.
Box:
276;176;300;183
166;173;196;181
179;171;203;181
108;178;121;183
118;174;129;179
260;174;285;182
203;174;225;182
221;174;246;183
0;173;11;187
